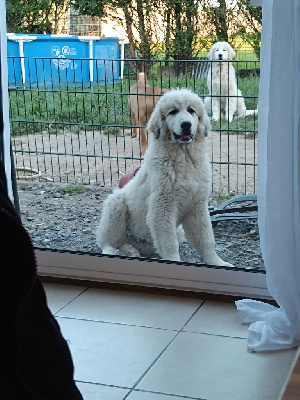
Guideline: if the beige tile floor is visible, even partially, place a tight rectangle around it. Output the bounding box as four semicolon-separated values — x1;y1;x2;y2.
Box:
44;282;298;400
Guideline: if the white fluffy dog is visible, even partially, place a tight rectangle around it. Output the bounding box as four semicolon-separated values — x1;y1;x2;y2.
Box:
96;89;233;267
204;41;257;122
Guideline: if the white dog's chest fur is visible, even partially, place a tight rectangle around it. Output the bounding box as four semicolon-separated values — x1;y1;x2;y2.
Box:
123;143;211;240
208;63;236;95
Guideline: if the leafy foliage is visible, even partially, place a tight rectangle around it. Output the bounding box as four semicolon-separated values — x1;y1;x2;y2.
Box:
71;0;262;71
9;69;259;137
236;0;262;58
6;0;262;63
6;0;70;33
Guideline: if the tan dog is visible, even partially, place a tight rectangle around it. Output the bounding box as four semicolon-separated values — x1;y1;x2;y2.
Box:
129;72;167;154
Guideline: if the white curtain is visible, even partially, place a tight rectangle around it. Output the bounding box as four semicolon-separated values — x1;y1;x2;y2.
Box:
235;0;300;351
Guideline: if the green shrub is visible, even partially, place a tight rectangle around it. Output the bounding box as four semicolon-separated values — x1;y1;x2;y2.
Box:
9;72;259;137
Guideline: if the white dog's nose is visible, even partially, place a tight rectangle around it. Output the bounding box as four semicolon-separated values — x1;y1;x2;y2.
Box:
181;121;192;133
218;53;223;60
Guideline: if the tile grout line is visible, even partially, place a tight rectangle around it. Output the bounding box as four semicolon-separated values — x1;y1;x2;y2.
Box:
55;315;180;331
50;286;89;315
55;314;247;339
75;380;131;391
122;300;207;400
131;388;207;400
181;330;247;340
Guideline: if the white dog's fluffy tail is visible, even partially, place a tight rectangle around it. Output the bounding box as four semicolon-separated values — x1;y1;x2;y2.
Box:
235;108;258;120
244;109;258;117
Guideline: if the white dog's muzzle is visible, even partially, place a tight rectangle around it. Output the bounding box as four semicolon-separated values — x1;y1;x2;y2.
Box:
173;121;194;143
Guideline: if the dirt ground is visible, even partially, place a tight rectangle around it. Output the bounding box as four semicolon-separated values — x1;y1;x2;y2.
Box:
17;180;263;270
12;129;257;195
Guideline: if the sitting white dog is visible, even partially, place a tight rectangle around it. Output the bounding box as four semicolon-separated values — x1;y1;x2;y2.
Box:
204;41;257;122
96;88;233;267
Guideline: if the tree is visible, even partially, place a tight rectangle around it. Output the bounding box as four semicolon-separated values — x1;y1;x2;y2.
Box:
6;0;69;33
204;0;229;43
200;1;261;56
236;0;262;58
72;0;154;72
71;0;261;67
163;0;201;61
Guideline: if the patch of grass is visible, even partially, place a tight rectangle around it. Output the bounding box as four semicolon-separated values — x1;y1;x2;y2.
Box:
57;184;85;194
9;70;259;137
213;187;235;204
210;113;258;135
9;84;132;136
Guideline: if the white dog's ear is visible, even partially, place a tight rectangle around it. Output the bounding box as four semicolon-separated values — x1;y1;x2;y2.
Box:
147;104;162;139
204;114;211;137
228;45;236;60
207;46;215;60
198;110;211;138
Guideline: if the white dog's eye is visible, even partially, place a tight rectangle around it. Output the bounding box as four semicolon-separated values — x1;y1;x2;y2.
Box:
168;109;179;116
187;107;195;115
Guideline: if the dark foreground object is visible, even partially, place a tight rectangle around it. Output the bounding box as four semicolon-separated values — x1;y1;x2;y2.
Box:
0;161;83;400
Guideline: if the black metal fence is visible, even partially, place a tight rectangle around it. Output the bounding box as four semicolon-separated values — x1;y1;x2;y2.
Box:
9;56;259;197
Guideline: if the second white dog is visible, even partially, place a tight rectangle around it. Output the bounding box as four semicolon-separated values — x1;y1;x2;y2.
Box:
96;88;233;267
204;41;257;122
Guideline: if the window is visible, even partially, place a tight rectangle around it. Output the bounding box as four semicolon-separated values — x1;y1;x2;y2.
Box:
0;0;267;299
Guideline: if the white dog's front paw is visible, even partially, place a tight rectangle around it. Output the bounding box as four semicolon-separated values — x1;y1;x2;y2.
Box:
119;244;141;257
220;260;235;268
226;115;233;123
204;255;235;268
101;246;121;256
161;253;181;262
214;258;235;268
176;226;186;244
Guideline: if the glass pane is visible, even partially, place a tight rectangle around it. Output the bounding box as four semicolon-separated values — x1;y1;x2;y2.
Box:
8;37;263;272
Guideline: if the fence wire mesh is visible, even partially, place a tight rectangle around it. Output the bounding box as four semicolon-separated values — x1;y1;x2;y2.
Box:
9;56;259;197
